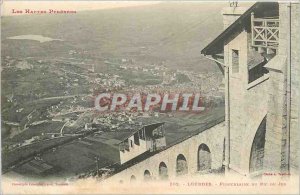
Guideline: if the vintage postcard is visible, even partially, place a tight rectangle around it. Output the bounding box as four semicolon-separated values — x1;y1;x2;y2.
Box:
1;0;299;194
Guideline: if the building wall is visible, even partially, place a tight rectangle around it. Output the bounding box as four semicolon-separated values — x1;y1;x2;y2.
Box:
105;122;225;183
289;3;299;173
264;3;300;174
264;62;286;172
223;27;269;175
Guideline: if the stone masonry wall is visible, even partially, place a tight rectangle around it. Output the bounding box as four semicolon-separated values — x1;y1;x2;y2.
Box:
224;29;269;175
264;3;299;174
290;3;300;173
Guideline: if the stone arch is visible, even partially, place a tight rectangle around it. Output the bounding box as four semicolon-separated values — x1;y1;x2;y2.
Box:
249;117;267;173
159;162;168;180
130;175;136;182
176;154;188;176
144;170;152;181
241;110;267;174
198;143;212;171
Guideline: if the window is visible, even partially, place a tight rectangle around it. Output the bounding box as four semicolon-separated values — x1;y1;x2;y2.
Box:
130;140;133;147
124;139;130;151
197;144;211;171
176;154;188;176
134;132;140;145
232;50;239;73
139;129;145;140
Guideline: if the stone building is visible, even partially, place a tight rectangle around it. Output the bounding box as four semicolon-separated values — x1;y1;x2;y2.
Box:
202;2;299;176
118;123;166;164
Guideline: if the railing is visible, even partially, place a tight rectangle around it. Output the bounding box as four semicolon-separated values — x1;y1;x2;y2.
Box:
251;13;279;49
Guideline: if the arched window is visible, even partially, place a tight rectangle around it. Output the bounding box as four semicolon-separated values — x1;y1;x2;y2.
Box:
198;144;212;171
176;154;188;176
130;175;136;182
144;170;151;181
159;162;168;180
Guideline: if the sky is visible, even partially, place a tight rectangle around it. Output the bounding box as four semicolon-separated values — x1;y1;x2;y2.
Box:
0;1;258;16
1;1;161;16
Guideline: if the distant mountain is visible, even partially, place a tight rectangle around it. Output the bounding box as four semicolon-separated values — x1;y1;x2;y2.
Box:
1;2;227;72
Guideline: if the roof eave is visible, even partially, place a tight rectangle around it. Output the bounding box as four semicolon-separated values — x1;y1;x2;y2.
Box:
201;2;259;56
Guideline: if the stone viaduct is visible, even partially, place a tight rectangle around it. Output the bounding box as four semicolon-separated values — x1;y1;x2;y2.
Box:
105;122;225;184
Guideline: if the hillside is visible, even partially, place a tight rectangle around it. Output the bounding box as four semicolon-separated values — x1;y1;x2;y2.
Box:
1;2;227;178
1;2;225;72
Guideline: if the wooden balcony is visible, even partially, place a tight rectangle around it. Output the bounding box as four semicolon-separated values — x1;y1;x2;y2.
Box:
251;13;279;51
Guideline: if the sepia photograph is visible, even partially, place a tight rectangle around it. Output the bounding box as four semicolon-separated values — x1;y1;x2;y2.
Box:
1;0;299;194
